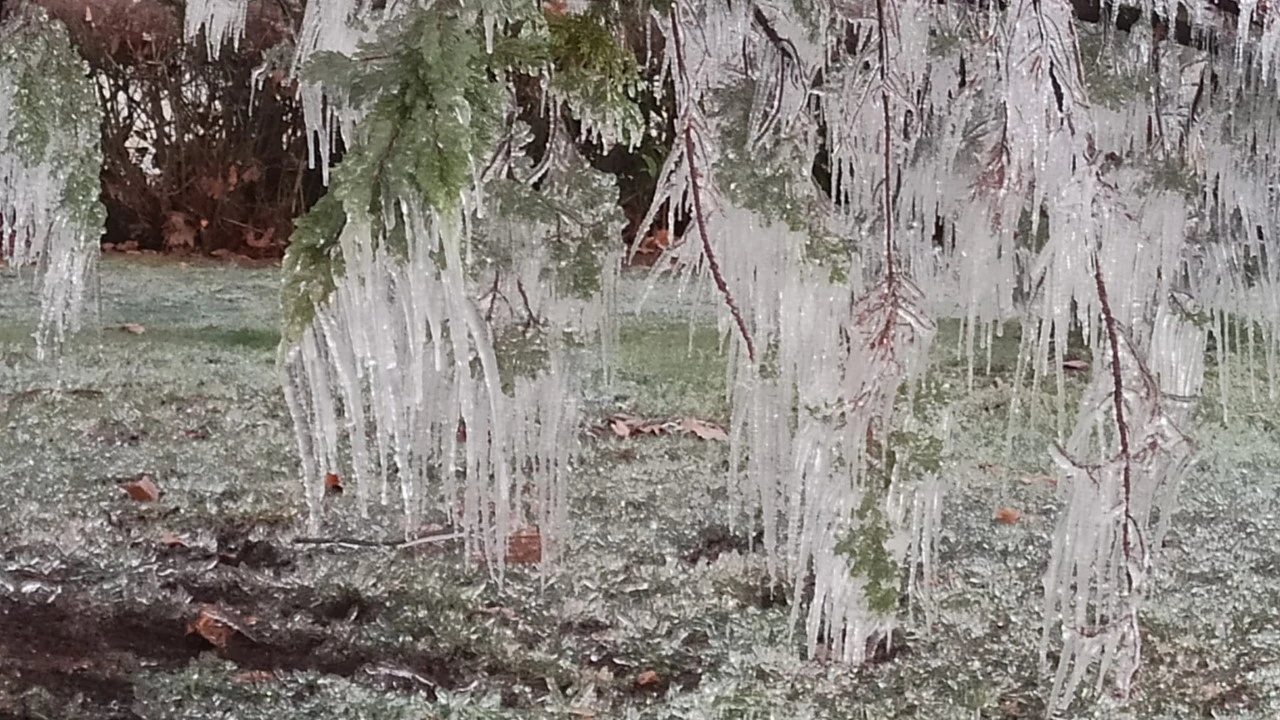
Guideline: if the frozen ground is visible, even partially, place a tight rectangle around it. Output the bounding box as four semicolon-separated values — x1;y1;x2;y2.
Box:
1;256;1278;719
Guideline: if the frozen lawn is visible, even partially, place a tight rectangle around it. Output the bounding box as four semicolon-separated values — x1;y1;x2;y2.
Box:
1;257;1278;719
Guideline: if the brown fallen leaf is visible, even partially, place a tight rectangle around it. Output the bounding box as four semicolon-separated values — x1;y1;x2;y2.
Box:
994;507;1022;525
1020;474;1058;488
185;603;259;649
474;606;519;622
636;421;669;435
182;428;209;440
635;669;660;687
186;612;232;648
1063;358;1090;372
324;472;343;496
121;323;146;335
232;670;275;684
507;526;542;565
121;475;160;502
680;417;728;441
159;531;187;548
610;418;632;438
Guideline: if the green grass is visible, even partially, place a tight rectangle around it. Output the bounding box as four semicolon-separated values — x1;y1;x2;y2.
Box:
612;320;726;418
1;259;1279;720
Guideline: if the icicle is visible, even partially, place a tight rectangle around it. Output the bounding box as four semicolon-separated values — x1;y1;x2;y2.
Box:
182;0;249;59
0;10;105;358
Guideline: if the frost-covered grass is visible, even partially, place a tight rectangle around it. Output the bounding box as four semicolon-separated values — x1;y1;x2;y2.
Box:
1;258;1279;719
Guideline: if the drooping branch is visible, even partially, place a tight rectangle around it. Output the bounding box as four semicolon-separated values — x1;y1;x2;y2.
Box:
875;0;895;284
1092;251;1135;592
668;3;756;364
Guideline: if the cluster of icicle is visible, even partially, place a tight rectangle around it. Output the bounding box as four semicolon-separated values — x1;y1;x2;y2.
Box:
281;198;581;577
0;10;102;359
183;0;248;59
642;1;946;666
716;208;944;665
262;2;616;582
179;0;1280;710
645;0;1279;713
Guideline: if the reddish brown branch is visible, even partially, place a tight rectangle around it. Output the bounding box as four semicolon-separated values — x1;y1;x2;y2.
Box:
875;0;895;284
1092;253;1135;591
668;5;756;364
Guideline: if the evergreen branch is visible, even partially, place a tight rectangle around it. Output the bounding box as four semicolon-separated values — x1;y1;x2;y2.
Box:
669;3;755;364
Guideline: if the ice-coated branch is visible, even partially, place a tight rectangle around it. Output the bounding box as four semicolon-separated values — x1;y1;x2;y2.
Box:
875;0;895;284
1092;249;1135;591
668;2;756;364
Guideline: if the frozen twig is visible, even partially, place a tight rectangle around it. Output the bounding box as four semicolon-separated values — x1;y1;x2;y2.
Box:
293;531;464;550
1092;251;1135;591
669;4;756;364
875;0;895;283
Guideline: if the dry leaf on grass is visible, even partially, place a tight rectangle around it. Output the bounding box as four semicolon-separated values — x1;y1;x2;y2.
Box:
994;507;1022;525
324;472;343;496
120;475;160;502
121;323;146;335
604;413;663;438
186;611;232;648
185;604;258;648
679;417;728;441
609;417;632;438
635;670;660;687
232;670;275;684
1019;474;1058;488
1062;358;1090;371
507;526;542;565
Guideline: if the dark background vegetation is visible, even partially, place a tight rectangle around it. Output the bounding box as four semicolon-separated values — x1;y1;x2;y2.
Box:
0;0;1259;260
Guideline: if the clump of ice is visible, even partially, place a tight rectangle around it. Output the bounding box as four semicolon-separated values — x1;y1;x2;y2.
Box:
280;197;593;580
182;0;249;59
0;8;105;359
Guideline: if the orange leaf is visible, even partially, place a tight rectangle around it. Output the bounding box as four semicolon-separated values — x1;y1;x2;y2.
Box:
186;613;231;648
324;472;343;496
994;507;1022;525
636;670;660;686
121;475;160;502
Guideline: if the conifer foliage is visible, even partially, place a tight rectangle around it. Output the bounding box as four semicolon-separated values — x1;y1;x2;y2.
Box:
0;3;106;358
269;1;633;583
108;0;1280;714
